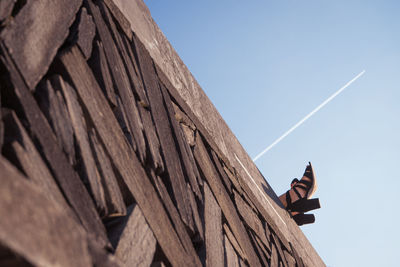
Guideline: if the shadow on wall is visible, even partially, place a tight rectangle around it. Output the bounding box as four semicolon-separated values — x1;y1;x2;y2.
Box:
258;169;285;209
261;183;285;209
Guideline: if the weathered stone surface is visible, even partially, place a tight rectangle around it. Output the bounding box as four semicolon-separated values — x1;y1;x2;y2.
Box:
0;0;16;22
113;1;324;266
0;156;92;267
114;205;157;267
60;45;200;267
76;7;96;59
0;1;324;266
1;0;82;89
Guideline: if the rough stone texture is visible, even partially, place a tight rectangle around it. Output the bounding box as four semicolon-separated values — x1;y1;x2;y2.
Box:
113;1;324;266
0;1;324;266
0;156;92;267
1;0;82;89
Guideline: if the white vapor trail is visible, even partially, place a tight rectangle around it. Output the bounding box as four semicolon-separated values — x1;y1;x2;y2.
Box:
253;70;365;162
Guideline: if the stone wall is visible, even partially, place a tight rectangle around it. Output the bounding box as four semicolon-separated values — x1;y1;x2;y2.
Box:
0;1;324;266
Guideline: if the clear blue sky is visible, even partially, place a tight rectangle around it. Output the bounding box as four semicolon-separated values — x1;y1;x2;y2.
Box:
145;1;400;266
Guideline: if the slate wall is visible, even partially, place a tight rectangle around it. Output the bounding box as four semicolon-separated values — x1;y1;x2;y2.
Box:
0;1;324;266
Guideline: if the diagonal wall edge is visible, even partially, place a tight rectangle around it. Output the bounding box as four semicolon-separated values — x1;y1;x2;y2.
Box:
110;0;325;266
0;0;326;265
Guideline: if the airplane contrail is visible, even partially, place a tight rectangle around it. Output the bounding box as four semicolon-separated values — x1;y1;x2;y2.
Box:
253;70;366;162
